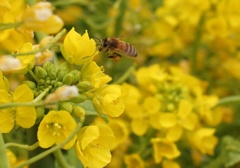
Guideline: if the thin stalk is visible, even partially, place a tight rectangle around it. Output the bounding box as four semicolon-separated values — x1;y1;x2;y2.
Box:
5;142;39;150
113;65;135;84
54;149;73;168
0;22;22;31
0;132;10;168
216;95;240;107
0;101;43;110
191;15;205;75
28;70;40;83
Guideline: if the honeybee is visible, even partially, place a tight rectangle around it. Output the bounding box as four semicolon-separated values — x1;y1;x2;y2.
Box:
98;37;137;62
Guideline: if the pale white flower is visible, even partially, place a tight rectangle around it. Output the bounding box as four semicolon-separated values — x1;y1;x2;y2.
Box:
0;55;22;72
45;85;79;103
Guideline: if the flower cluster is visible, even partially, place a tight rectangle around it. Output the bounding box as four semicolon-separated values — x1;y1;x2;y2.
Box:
107;64;220;167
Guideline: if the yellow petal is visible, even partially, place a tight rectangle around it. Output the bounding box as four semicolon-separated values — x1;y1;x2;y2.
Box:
16;106;36;128
0;110;14;133
13;84;33;102
78;126;99;150
159;113;177;128
166;125;183;142
178;99;192;119
0;90;11;104
131;118;149;136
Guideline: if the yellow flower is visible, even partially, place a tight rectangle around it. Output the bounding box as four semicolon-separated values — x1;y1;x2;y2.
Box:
121;83;142;118
189;128;218;155
16;42;35;73
0;0;11;21
20;2;63;34
60;28;97;65
0;43;35;74
0;84;36;133
151;138;180;164
162;160;180;168
37;110;77;149
205;16;228;39
7;149;17;167
135;64;166;93
0;0;32;52
92;85;125;117
74;124;114;168
124;154;144;168
108;119;129;150
217;0;240;28
194;87;219;124
81;61;112;89
0;70;9;91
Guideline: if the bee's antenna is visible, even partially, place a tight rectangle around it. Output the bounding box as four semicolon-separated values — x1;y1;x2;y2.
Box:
92;36;102;44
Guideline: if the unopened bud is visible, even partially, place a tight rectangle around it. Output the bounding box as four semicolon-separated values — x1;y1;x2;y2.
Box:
23;80;36;90
34;66;48;79
72;106;85;122
62;73;75;85
77;81;93;92
63;70;80;85
43;61;56;80
57;62;71;81
59;102;73;112
70;94;87;103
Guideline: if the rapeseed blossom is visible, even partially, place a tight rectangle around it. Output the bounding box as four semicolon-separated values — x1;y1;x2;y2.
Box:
37;110;77;149
61;28;97;65
74;124;114;168
0;84;36;133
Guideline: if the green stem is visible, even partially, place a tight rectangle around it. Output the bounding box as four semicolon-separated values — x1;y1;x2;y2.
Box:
5;142;39;150
216;95;240;107
191;14;205;75
113;65;135;84
32;87;51;103
114;0;127;36
29;70;40;83
0;87;50;109
14;123;82;168
53;149;73;168
0;132;10;168
0;22;22;31
0;101;43;110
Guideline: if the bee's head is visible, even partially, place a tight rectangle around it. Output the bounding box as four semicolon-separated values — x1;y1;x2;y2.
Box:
98;38;108;51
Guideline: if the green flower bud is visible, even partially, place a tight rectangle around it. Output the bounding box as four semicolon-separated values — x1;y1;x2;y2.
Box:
59;102;73;112
63;70;81;85
34;66;48;79
72;105;85;122
23;80;36;90
57;68;67;81
43;62;56;80
57;62;71;81
36;107;45;124
77;81;93;92
62;73;75;85
70;94;87;103
70;70;81;83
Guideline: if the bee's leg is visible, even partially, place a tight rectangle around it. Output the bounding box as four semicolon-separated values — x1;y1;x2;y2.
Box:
104;47;110;53
107;53;121;62
107;53;121;58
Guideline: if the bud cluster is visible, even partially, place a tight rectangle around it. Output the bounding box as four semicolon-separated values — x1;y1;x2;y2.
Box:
24;61;92;100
